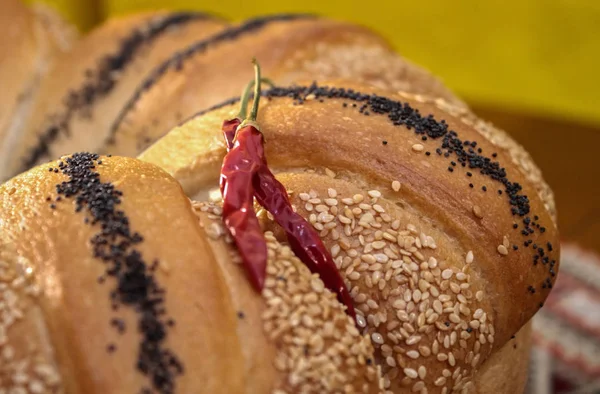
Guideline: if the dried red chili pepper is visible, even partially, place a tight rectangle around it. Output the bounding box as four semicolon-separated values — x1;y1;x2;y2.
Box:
220;63;355;318
220;63;268;291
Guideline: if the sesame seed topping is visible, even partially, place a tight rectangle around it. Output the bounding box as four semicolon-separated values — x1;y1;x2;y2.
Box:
392;181;401;192
411;144;424;152
404;368;418;379
497;245;509;256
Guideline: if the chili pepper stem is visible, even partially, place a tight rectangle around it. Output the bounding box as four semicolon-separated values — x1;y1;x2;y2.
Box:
239;58;262;130
236;78;274;121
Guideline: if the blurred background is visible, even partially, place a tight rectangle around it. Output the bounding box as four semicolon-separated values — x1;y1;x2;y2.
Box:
17;0;600;392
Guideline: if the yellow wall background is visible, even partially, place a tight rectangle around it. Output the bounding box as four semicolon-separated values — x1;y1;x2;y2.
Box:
30;0;600;127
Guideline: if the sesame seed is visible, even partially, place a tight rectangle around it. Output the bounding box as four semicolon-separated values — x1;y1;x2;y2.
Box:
404;368;418;379
418;365;427;379
441;269;453;280
406;350;420;359
412;144;424;152
465;251;473;264
406;335;422;345
472;205;483;218
368;190;382;198
310;278;325;293
386;356;397;367
497;245;508;256
392;181;401;192
371;333;384;344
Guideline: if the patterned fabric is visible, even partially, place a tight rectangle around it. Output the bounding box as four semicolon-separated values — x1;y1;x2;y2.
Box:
527;243;600;394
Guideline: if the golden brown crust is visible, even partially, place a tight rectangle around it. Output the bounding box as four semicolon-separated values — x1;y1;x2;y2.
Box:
3;12;226;181
140;81;558;393
474;321;531;394
1;156;246;393
0;0;76;181
106;16;464;159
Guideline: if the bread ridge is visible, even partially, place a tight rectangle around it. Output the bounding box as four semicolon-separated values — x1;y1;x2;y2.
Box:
5;11;225;181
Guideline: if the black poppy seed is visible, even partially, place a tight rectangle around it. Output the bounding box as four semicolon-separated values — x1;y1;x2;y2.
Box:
466;172;472;177
421;136;427;141
237;311;245;319
477;148;482;153
511;335;516;339
111;318;127;334
540;227;546;233
492;153;498;158
513;245;518;250
444;321;450;327
513;224;518;229
49;204;56;209
466;327;473;333
21;12;214;173
382;140;388;145
436;148;442;155
469;183;474;188
53;153;182;394
498;190;502;195
482;186;487;192
448;167;454;172
342;103;347;107
107;344;116;353
425;151;431;156
366;358;372;365
547;242;553;251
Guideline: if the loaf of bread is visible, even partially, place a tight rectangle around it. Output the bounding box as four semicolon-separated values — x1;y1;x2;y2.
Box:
0;0;76;179
2;13;462;181
0;77;558;393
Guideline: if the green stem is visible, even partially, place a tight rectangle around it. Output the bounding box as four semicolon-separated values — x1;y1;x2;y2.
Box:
236;77;274;120
248;58;262;122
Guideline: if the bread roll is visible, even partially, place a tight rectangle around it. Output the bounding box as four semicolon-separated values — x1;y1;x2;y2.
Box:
1;11;226;181
0;154;377;393
0;148;537;393
106;15;463;158
0;0;76;181
139;81;559;392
